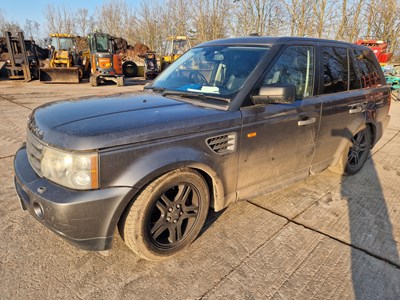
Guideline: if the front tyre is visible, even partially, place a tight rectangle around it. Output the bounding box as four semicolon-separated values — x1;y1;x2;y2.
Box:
120;169;210;261
330;127;372;175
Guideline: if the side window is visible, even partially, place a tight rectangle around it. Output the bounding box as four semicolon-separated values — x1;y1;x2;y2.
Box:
353;49;382;88
323;47;348;94
262;46;314;99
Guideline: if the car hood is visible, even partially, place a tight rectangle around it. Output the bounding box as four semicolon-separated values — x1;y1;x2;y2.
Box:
29;92;240;150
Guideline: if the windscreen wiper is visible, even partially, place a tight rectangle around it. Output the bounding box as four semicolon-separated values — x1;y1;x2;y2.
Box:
144;86;166;92
162;91;230;103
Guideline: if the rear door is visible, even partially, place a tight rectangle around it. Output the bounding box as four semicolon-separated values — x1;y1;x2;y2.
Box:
311;45;373;173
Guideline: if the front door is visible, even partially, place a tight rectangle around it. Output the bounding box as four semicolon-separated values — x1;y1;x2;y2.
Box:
237;45;321;198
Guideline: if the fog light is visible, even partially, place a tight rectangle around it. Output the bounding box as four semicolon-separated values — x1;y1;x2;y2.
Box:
32;201;44;220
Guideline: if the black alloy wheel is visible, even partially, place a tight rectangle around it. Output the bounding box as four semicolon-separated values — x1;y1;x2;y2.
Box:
345;127;371;175
120;169;209;260
148;183;202;248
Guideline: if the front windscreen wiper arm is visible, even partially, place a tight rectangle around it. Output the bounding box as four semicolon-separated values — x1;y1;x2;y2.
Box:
162;91;230;103
144;86;166;92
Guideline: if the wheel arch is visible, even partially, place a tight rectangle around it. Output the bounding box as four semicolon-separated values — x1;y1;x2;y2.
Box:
130;162;226;212
112;163;225;240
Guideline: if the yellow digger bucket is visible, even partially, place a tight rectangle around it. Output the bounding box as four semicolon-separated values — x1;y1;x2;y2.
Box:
39;67;80;83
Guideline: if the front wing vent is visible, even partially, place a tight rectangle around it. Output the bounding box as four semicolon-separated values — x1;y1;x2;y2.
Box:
206;133;237;155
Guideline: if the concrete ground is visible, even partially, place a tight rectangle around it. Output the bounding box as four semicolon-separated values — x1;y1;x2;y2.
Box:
0;79;399;299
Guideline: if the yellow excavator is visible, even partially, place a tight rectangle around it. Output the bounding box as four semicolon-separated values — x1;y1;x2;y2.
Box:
160;36;191;71
39;33;81;83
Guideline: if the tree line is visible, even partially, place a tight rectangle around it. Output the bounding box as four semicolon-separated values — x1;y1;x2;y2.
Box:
1;0;399;58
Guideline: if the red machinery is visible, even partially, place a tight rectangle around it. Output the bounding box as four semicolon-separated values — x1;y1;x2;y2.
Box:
355;39;393;63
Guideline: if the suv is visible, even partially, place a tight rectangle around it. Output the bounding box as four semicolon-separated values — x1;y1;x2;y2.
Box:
14;37;391;260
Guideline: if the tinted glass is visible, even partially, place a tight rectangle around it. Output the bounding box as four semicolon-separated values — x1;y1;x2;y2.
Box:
323;47;348;94
262;46;314;99
349;52;361;90
353;49;382;88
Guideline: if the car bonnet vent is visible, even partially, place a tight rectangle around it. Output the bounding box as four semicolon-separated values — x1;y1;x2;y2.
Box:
206;133;237;155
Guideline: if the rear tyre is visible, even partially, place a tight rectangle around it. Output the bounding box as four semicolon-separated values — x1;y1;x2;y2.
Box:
330;127;372;175
119;169;210;261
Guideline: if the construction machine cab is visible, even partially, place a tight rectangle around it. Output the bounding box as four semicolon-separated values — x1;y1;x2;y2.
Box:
50;35;75;51
160;36;191;71
47;34;79;68
88;32;113;53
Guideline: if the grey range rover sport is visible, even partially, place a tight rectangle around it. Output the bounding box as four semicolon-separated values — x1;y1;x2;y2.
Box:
14;37;391;260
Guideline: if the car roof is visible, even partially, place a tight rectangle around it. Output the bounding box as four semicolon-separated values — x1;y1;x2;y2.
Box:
197;36;362;49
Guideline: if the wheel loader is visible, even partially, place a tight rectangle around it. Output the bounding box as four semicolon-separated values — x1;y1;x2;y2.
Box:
87;32;125;87
39;33;81;83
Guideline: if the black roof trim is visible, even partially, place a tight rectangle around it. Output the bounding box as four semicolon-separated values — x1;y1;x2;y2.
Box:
196;36;361;48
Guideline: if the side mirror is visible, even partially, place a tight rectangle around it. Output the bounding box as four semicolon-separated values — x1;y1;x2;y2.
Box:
252;84;296;105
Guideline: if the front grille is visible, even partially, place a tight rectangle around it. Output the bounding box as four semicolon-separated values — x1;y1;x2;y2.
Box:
206;133;237;155
26;132;44;177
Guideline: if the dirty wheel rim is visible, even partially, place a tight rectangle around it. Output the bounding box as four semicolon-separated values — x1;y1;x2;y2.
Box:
348;129;368;169
147;183;201;249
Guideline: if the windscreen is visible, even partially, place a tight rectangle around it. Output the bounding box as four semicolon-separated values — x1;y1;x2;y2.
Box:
51;38;74;51
152;46;269;98
94;35;110;52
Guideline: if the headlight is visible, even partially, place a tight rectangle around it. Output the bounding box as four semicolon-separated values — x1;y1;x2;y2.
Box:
40;146;99;190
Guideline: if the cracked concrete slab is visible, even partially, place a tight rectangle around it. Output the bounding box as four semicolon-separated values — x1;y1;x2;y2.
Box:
202;223;400;300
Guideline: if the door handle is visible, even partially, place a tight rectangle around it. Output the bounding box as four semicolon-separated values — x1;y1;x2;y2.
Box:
349;106;362;114
298;117;316;126
349;102;366;114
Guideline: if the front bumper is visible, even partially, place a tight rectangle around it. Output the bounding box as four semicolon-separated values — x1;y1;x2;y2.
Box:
14;146;136;251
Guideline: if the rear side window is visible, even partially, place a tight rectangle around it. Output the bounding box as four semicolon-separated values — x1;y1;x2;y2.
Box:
353;49;382;88
323;47;348;94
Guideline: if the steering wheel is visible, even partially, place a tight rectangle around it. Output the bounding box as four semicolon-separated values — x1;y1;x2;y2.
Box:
189;71;208;85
